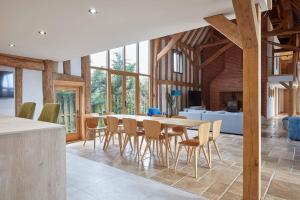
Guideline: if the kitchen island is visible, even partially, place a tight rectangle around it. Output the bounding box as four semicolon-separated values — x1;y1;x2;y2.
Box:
0;115;66;200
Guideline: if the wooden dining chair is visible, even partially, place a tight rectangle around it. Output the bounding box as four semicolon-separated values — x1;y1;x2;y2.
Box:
207;120;223;165
174;122;211;179
122;118;145;162
83;117;99;150
103;116;123;154
167;115;188;157
17;102;36;119
38;103;60;123
141;120;166;164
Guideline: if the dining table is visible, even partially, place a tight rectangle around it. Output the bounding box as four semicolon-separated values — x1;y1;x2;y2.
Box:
85;113;210;168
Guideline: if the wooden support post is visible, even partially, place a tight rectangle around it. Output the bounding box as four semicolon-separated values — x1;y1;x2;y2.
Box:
63;60;71;75
43;60;57;104
152;39;160;107
205;0;261;199
15;68;23;115
81;56;91;114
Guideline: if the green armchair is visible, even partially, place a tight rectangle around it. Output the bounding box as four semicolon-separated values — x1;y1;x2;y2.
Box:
17;102;36;119
38;103;60;123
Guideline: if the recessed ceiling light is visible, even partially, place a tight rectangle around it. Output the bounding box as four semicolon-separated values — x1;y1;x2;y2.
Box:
38;30;46;35
89;8;97;14
8;43;15;47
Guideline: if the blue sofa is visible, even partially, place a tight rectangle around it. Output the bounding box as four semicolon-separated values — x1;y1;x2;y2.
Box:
288;117;300;141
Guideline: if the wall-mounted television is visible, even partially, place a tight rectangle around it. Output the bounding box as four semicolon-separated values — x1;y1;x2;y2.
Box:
188;90;201;107
0;71;14;98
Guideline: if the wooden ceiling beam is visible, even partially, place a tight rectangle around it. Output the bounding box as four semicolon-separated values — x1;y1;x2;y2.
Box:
204;15;243;49
232;0;259;48
196;39;229;50
279;0;294;29
0;53;44;71
198;43;234;69
263;27;300;37
191;28;204;47
195;27;209;47
263;39;300;51
157;32;184;61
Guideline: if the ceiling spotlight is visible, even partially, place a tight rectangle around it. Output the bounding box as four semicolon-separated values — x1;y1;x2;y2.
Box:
38;30;46;35
89;8;97;14
9;43;15;47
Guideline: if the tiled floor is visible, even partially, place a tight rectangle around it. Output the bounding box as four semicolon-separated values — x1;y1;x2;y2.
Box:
67;116;300;200
66;153;204;200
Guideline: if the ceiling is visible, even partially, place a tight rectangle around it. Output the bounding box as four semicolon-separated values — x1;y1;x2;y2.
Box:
0;0;269;61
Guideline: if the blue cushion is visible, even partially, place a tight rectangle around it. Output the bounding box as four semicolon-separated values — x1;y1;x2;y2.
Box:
147;108;161;116
288;117;300;141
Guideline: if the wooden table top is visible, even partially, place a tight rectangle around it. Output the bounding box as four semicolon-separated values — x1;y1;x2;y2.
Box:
85;113;210;128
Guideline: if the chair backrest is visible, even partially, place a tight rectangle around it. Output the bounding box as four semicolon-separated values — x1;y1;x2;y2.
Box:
86;117;99;129
103;112;115;125
211;120;222;140
17;102;36;119
123;118;138;136
106;116;119;133
38;103;60;123
143;120;161;139
171;115;187;132
197;122;211;146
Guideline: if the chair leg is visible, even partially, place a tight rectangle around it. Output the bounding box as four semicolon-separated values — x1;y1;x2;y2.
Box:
188;147;193;163
129;137;134;151
201;146;211;168
194;147;198;179
174;145;183;171
213;140;222;161
139;136;144;153
118;133;123;154
156;140;159;157
104;133;112;151
121;135;129;155
136;136;140;163
207;141;211;166
174;136;178;156
158;140;164;164
141;140;151;160
102;130;108;150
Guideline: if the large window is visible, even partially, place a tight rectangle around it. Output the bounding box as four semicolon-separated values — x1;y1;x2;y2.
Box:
139;41;149;75
139;76;149;114
91;69;107;114
110;47;124;71
91;41;150;114
90;51;107;68
125;43;137;72
173;50;183;73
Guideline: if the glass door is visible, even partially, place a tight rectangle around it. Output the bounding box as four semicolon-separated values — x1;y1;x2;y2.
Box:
55;87;81;141
111;73;123;114
126;76;136;114
110;73;138;114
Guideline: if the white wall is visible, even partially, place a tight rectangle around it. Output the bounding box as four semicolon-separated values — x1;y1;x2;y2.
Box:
267;84;275;119
0;66;15;116
70;58;81;76
57;58;81;76
0;66;43;119
23;69;43;119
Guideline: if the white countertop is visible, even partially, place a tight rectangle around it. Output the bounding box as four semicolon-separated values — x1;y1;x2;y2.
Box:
0;115;65;136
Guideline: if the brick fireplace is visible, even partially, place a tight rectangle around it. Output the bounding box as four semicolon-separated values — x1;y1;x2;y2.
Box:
202;45;243;111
